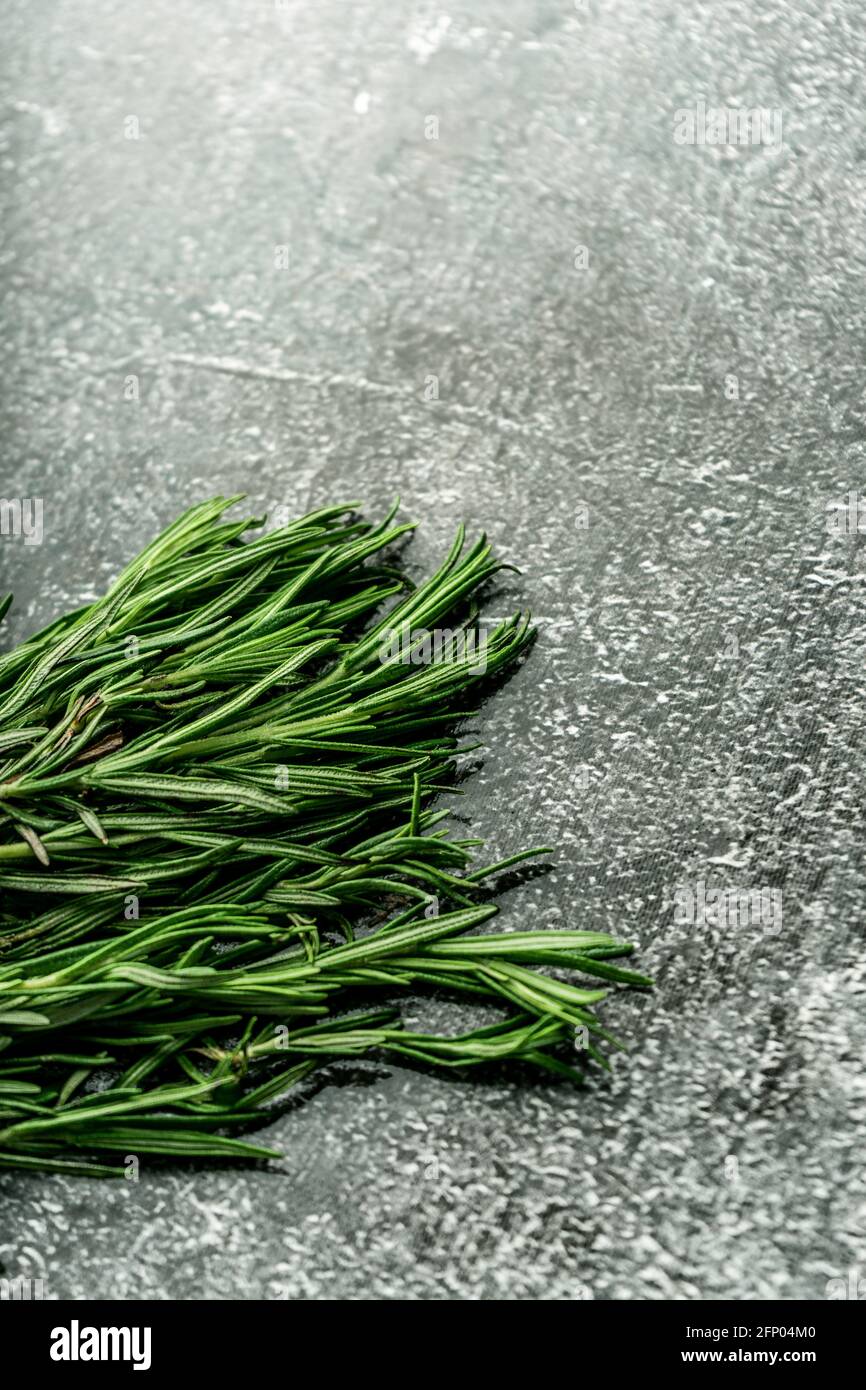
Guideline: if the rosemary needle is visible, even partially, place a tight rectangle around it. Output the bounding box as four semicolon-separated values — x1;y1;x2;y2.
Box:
0;498;649;1176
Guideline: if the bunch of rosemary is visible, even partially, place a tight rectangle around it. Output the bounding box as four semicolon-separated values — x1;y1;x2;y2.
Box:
0;498;648;1176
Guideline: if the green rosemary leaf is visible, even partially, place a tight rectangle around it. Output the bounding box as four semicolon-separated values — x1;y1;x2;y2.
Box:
0;497;649;1174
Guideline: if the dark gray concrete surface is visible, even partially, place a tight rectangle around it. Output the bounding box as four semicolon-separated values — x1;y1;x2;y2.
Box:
2;0;866;1300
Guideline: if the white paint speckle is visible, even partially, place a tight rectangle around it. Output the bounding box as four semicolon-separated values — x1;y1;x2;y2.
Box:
407;15;451;65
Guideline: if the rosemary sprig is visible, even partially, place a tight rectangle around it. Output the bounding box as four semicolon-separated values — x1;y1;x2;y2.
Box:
0;498;649;1175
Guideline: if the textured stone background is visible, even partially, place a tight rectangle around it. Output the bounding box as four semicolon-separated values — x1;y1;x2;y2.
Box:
2;0;866;1300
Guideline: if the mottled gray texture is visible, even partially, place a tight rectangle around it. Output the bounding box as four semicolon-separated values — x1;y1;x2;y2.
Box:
1;0;865;1301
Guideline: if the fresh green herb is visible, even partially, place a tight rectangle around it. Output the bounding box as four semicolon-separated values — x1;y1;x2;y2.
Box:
0;498;649;1176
